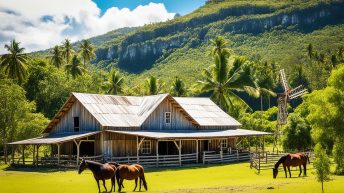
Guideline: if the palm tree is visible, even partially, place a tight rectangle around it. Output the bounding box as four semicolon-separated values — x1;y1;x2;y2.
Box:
0;40;29;84
107;69;124;95
65;55;83;79
254;61;276;112
50;45;63;68
196;36;258;112
170;77;186;97
62;39;75;64
145;76;164;95
79;40;95;67
210;35;230;56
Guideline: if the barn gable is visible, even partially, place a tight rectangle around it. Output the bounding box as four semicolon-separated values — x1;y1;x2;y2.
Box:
141;95;197;130
47;97;102;134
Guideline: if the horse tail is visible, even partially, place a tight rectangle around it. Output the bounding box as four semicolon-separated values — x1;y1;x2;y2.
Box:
115;168;121;186
141;173;148;191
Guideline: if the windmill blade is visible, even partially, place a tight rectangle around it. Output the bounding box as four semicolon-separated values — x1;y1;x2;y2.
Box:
280;69;289;92
289;89;308;99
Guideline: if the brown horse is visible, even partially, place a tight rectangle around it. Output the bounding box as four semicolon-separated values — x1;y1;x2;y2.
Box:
78;159;117;193
273;153;310;178
109;162;148;192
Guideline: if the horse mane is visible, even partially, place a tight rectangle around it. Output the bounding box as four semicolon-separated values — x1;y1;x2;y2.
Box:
85;160;102;171
274;154;289;169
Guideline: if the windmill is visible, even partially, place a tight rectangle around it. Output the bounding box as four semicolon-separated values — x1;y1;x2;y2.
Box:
273;69;308;152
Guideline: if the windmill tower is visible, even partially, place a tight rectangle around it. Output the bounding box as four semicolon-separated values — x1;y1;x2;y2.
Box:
273;69;308;152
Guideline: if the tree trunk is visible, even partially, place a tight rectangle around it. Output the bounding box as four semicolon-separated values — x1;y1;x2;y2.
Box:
260;95;263;126
3;131;7;164
322;181;324;193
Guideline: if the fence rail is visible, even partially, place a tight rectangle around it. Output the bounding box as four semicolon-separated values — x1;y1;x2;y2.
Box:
202;150;250;164
107;153;198;167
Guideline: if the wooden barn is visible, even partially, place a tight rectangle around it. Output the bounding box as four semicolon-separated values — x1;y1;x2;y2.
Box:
10;93;270;167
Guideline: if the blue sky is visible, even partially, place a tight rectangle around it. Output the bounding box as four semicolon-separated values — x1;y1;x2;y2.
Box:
93;0;206;15
0;0;206;53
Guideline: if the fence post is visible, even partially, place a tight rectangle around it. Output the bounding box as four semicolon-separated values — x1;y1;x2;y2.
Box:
156;154;159;167
266;151;268;164
258;153;261;174
236;150;239;161
203;152;206;164
220;150;223;162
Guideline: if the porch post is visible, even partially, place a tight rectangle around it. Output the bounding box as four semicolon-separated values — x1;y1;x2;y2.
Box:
32;145;35;166
11;145;15;164
263;135;265;152
36;145;40;166
57;143;61;165
136;137;145;163
179;140;182;166
255;136;258;152
196;139;199;164
22;145;25;165
156;140;159;166
74;140;81;165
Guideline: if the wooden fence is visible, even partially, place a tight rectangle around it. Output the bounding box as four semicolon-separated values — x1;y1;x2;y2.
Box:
202;150;251;164
250;151;314;173
106;153;198;167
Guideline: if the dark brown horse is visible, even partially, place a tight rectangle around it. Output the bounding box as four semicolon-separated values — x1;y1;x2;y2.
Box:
109;162;148;192
273;153;310;178
78;159;117;193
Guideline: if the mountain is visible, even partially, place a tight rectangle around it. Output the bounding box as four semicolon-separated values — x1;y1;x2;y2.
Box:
36;0;344;88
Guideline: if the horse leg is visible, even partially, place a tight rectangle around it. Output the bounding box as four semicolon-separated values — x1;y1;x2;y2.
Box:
139;177;142;191
118;179;124;192
133;178;138;191
102;179;108;193
287;166;291;178
299;166;302;177
304;164;307;176
110;177;115;192
283;166;287;178
96;180;101;193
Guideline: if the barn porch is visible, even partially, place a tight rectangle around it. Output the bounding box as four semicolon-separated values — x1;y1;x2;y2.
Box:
104;129;271;167
8;131;102;166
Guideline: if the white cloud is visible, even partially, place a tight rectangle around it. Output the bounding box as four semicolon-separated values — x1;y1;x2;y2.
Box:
0;1;175;54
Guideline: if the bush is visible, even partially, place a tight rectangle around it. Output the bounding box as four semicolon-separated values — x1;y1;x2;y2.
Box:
333;140;344;175
282;113;312;152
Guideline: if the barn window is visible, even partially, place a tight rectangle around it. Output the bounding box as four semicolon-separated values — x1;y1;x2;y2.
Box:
165;112;171;124
141;140;151;154
220;139;227;149
74;117;80;132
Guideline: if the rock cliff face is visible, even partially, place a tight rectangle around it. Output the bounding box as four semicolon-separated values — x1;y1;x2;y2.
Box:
95;2;344;72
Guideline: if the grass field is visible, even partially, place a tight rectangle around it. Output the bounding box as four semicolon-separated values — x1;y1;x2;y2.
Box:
0;163;343;193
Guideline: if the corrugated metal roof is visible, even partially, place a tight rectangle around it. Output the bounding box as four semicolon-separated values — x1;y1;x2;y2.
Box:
174;97;241;127
8;131;100;145
106;129;271;139
45;93;242;131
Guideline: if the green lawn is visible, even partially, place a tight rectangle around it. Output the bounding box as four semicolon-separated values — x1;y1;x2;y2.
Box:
0;163;342;193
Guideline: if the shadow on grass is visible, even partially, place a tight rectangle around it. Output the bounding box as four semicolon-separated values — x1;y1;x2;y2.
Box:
3;164;76;173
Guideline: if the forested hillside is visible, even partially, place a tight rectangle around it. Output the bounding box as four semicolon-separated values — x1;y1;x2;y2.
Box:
84;0;344;87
